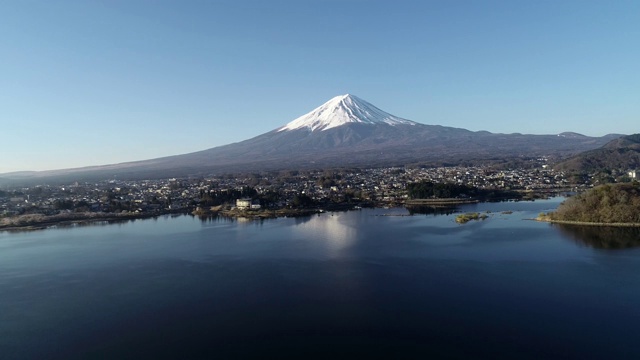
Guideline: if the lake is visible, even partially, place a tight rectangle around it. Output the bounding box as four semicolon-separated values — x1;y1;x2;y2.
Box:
2;198;640;359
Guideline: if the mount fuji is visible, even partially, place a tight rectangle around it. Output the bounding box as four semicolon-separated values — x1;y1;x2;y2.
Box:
0;94;622;183
279;94;417;131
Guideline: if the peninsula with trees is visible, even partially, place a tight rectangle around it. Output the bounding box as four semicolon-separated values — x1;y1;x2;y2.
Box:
539;182;640;226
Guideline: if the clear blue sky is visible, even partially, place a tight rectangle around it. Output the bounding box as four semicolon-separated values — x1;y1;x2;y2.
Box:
1;0;638;173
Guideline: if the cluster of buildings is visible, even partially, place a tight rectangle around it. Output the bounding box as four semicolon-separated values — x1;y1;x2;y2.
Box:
1;163;577;218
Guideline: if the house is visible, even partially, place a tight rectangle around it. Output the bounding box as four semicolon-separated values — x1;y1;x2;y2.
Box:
236;198;252;210
629;170;638;179
236;198;261;210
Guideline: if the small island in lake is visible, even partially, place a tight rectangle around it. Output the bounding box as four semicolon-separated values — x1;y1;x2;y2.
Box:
456;212;489;224
538;183;640;226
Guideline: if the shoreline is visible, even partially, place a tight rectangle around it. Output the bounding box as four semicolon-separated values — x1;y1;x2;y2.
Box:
0;207;331;232
405;198;479;206
0;211;188;232
217;208;321;219
535;218;640;228
1;196;529;232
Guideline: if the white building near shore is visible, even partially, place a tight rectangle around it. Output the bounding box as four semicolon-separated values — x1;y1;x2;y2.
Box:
236;198;261;210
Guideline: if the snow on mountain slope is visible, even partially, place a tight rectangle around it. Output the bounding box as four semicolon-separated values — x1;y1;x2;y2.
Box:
278;94;417;132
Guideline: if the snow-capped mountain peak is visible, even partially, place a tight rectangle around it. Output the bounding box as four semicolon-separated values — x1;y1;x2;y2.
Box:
278;94;417;132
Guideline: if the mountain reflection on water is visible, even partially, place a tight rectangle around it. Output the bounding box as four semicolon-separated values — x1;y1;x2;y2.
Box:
555;224;640;249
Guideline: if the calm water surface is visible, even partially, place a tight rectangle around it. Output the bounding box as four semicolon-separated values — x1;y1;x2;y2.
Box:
2;198;640;359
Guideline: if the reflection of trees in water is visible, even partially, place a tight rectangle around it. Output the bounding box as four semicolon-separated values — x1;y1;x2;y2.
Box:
195;213;314;225
294;215;314;226
196;214;221;223
555;224;640;249
406;205;457;216
60;218;138;229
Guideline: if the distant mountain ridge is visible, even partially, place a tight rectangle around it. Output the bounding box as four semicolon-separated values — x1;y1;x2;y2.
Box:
557;132;590;139
554;134;640;174
0;95;624;184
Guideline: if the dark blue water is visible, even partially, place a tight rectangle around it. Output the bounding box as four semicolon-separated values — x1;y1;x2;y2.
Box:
2;198;640;359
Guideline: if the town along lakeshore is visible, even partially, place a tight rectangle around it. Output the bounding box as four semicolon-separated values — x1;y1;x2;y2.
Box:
1;165;575;231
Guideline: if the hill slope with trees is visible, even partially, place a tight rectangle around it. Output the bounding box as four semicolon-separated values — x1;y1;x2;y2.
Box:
406;181;521;200
545;183;640;224
554;134;640;178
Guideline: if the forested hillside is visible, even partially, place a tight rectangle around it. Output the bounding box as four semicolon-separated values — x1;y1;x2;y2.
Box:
554;134;640;176
549;183;640;223
407;181;521;200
